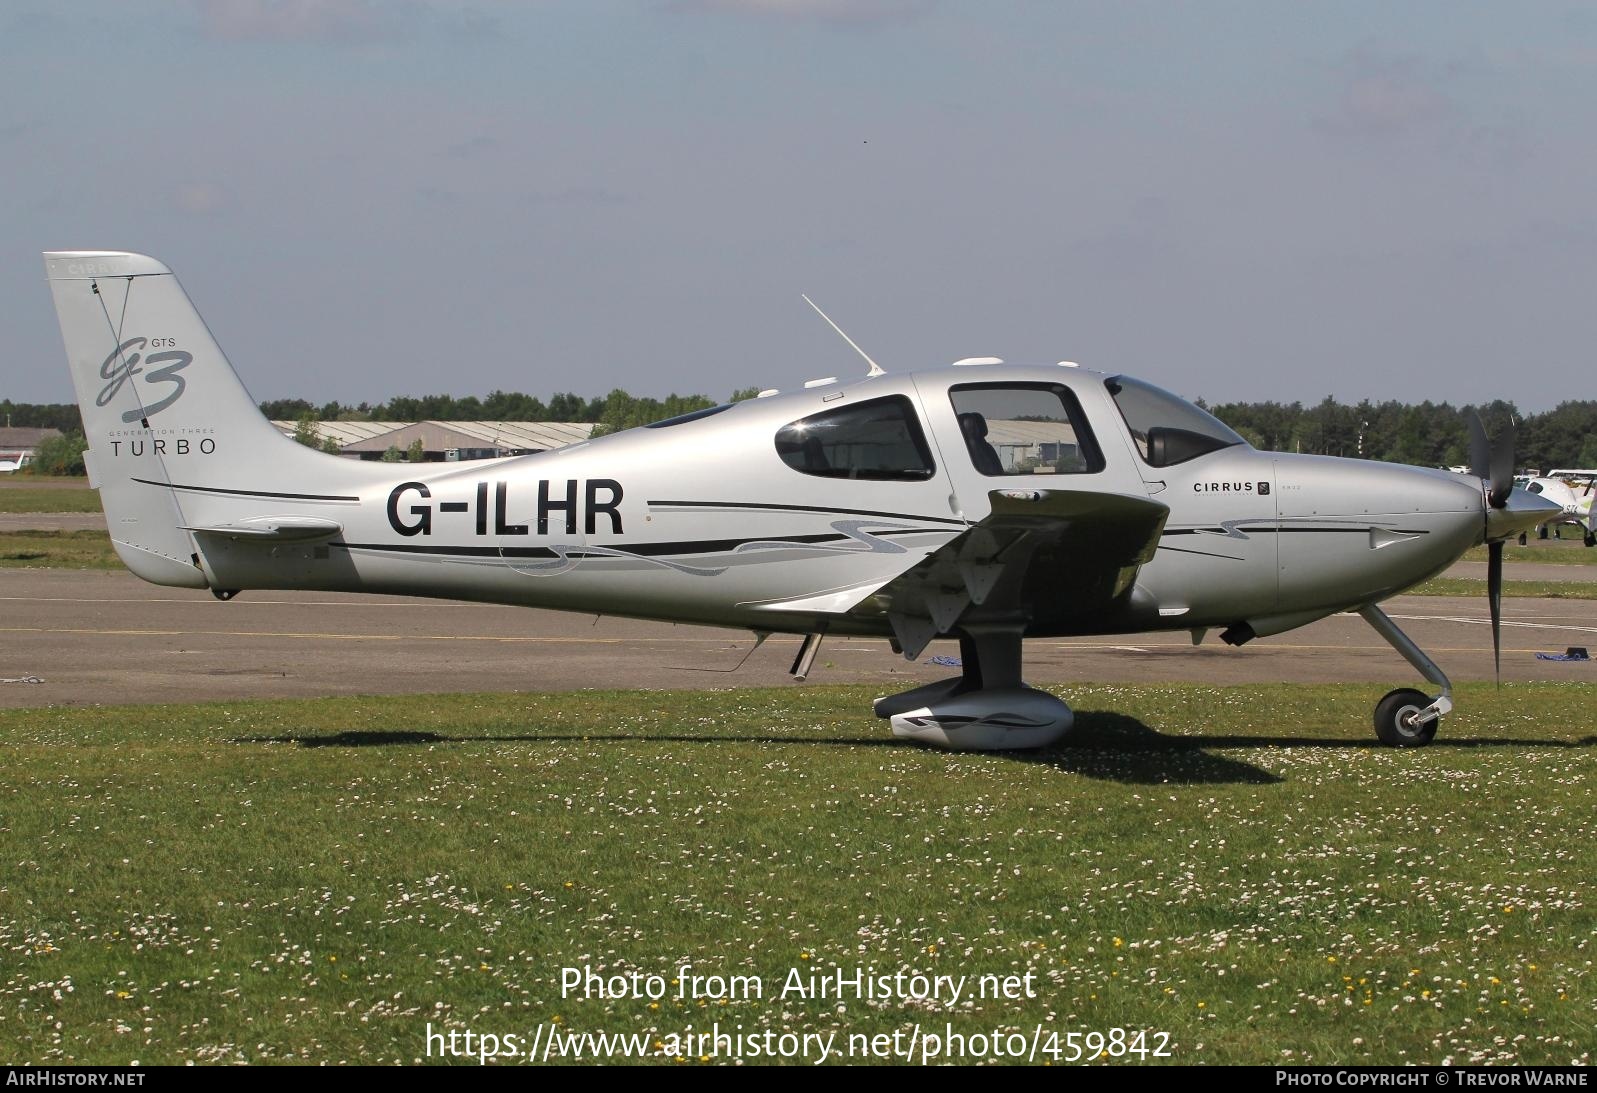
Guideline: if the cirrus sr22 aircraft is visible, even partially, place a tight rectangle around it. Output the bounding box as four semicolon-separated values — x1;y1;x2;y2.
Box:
1516;473;1597;546
44;251;1559;750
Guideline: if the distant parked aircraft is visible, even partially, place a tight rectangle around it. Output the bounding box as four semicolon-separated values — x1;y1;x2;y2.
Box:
1518;472;1597;546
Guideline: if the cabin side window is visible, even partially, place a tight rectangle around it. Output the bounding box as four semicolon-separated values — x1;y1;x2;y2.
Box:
948;383;1105;476
775;395;936;481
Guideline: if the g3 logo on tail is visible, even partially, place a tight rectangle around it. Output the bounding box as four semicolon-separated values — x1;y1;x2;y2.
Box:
97;337;192;424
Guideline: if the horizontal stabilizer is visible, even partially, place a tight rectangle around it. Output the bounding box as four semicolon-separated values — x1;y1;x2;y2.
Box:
184;516;344;542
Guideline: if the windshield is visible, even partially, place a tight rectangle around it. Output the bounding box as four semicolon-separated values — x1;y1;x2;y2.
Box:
1105;375;1246;468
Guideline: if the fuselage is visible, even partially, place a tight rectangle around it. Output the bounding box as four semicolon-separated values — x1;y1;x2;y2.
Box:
1520;476;1594;530
181;363;1492;641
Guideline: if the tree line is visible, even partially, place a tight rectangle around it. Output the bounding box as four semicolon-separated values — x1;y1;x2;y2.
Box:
260;387;763;438
7;391;1597;474
0;401;82;434
1202;397;1597;473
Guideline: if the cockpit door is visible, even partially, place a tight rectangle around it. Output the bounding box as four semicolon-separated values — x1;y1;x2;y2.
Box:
911;371;1150;525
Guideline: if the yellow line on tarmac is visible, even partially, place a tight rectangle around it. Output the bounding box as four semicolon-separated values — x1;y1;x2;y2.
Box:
1032;641;1550;654
0;596;455;607
0;626;187;637
0;625;882;647
0;626;1565;657
0;626;632;643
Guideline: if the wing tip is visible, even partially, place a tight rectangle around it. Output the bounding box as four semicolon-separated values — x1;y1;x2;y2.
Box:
43;251;172;280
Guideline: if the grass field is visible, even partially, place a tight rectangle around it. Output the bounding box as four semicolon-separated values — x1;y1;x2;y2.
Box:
1;684;1591;1066
1409;577;1597;600
1460;544;1597;566
0;483;99;514
0;530;120;569
0;476;90;489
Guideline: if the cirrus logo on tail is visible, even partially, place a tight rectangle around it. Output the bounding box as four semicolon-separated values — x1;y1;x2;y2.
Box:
96;337;192;424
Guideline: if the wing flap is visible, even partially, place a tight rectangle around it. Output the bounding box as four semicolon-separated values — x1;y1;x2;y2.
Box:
740;576;893;616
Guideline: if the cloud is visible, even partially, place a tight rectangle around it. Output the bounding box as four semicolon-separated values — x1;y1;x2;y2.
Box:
195;0;394;43
442;135;498;160
1315;44;1454;139
528;185;628;206
172;182;232;215
192;0;497;44
1311;43;1531;167
666;0;935;26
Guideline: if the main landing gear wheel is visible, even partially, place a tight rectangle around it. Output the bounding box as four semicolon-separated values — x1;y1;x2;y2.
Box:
1373;688;1437;747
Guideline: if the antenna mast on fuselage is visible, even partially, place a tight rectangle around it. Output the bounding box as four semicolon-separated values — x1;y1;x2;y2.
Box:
801;294;886;378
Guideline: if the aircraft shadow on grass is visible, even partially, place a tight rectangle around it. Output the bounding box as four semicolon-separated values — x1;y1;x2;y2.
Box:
228;716;1597;788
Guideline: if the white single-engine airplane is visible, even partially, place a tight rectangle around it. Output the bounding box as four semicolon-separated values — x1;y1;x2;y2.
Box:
1516;473;1597;546
44;251;1559;750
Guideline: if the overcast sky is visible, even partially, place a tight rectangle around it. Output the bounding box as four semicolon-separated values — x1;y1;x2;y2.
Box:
4;1;1595;410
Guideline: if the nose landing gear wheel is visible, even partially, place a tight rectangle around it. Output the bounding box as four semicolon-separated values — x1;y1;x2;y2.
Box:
1374;687;1438;747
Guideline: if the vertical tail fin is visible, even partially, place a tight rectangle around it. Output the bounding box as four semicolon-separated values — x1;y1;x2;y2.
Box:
43;250;340;586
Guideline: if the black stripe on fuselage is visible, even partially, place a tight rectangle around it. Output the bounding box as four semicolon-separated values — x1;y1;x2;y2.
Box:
333;526;949;560
1275;526;1431;534
1163;525;1431;537
337;542;554;558
133;478;361;503
1156;544;1244;560
648;499;966;526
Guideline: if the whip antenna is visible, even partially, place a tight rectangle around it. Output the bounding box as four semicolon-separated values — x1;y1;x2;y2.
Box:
801;294;885;377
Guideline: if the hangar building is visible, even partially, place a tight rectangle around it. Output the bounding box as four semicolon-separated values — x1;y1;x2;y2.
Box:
0;427;63;472
270;420;596;462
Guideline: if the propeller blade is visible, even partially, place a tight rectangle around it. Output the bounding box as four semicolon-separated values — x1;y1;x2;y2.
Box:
1467;409;1490;482
1488;538;1504;687
1488;419;1516;509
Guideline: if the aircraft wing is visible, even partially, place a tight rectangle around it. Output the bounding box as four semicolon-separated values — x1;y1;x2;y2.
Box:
862;488;1170;657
